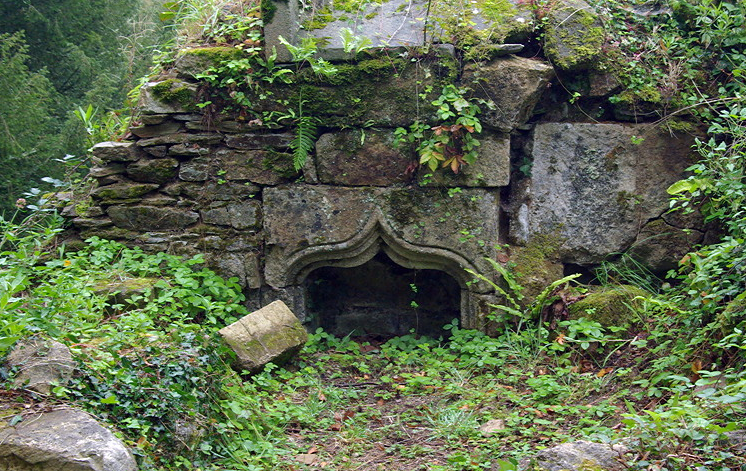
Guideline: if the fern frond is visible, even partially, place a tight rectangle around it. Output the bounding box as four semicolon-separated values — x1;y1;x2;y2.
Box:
290;115;318;171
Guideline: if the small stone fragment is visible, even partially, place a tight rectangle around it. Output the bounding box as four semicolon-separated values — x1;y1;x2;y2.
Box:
479;418;506;436
6;337;75;394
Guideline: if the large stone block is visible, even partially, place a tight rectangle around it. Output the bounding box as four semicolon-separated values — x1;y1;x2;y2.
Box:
315;130;413;186
264;185;378;252
0;408;137;471
463;56;555;132
219;300;308;372
510;123;698;264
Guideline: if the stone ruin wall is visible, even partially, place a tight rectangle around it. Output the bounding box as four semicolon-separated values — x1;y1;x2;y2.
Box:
65;0;714;332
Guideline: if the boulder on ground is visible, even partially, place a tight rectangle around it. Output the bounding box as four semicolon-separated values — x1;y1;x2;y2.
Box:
0;407;137;471
6;337;75;395
219;300;308;373
521;440;628;470
568;285;649;328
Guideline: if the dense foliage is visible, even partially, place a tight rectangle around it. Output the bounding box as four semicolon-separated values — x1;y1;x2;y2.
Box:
0;0;170;213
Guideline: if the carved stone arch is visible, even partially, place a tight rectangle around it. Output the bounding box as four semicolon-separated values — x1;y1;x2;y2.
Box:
270;214;494;330
282;215;480;289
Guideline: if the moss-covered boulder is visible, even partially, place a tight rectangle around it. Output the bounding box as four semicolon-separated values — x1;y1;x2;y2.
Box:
568;285;649;328
6;337;75;394
543;0;605;71
92;277;159;315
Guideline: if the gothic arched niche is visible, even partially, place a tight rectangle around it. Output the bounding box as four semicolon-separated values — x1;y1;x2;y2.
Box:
304;251;461;338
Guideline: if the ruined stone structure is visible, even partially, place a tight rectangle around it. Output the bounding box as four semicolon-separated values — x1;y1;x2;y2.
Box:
66;0;709;336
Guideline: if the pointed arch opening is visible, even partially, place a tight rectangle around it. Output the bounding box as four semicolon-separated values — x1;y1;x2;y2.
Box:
304;251;461;338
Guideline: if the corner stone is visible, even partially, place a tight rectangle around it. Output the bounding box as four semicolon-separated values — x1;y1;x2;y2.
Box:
463;56;554;133
219;300;308;373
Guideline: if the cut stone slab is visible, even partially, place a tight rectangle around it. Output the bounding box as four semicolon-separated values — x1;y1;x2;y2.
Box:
219;300;308;373
315;130;413;186
0;407;137;471
521;440;628;471
129;120;183;138
6;337;75;395
463;56;555;132
265;0;532;62
510;123;698;264
108;206;199;231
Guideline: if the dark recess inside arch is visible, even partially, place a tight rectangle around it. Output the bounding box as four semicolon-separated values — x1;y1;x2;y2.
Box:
304;252;460;338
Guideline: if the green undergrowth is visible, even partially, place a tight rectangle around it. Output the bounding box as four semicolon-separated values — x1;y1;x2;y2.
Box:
1;213;745;470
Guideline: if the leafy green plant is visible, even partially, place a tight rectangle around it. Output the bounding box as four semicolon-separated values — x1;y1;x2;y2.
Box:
395;84;489;173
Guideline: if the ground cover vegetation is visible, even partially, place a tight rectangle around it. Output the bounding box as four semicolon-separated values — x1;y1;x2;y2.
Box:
1;0;746;469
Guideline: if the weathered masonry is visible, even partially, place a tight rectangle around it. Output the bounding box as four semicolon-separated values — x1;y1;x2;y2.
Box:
66;0;711;335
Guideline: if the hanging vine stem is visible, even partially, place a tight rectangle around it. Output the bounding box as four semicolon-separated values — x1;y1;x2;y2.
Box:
422;0;433;44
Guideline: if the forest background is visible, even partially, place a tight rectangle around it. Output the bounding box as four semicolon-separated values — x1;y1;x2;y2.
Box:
0;0;170;214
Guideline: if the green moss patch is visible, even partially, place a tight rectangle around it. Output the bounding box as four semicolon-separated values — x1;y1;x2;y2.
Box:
568;284;649;328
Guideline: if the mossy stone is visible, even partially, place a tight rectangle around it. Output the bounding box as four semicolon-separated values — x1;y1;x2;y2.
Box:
511;232;565;307
150;79;197;110
91;183;160;201
543;0;605;71
568;285;649;328
175;47;246;78
716;292;746;334
92;277;158;315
